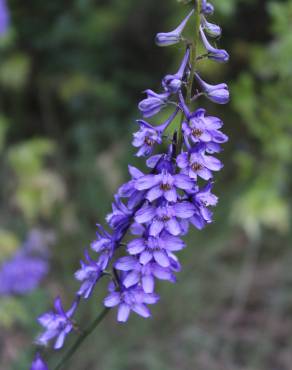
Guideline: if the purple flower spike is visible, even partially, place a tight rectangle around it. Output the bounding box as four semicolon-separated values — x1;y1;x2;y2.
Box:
163;49;190;93
36;298;78;349
138;89;170;118
104;284;159;322
30;353;48;370
200;27;229;63
195;73;230;104
0;0;9;35
32;0;230;336
75;251;102;299
155;9;194;47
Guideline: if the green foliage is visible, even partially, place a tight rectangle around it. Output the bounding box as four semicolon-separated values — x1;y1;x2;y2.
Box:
230;0;292;239
7;139;66;221
0;297;29;328
0;229;19;262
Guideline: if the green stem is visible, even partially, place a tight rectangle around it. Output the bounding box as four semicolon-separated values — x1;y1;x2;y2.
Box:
177;0;202;154
53;308;110;370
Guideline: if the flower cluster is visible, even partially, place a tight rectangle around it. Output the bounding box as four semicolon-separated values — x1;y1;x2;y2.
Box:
0;0;9;35
33;1;229;366
0;229;52;296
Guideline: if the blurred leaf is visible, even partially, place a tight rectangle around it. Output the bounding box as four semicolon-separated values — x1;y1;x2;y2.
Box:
0;229;19;262
8;139;55;176
0;53;31;89
0;297;29;328
0;115;9;152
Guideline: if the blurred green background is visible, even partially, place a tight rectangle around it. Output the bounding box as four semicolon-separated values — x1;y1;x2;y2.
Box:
0;0;292;369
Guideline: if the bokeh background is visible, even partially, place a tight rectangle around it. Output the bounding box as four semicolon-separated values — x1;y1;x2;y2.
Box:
1;0;292;369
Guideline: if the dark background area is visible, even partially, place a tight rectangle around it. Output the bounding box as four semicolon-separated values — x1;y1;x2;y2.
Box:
0;0;292;369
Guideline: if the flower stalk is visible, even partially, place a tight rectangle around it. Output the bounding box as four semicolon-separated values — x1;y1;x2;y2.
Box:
53;308;110;370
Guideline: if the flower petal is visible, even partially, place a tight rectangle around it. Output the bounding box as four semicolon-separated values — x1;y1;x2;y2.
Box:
149;220;164;236
142;275;155;293
114;256;138;271
153;250;170;267
127;238;145;254
117;303;131;322
174;202;195;218
104;292;121;307
123;271;140;288
165;218;181;236
146;185;163;202
140;250;153;265
135;205;156;224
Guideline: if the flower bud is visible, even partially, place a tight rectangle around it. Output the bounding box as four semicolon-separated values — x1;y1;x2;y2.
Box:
203;19;221;38
201;0;214;15
162;49;190;93
200;27;229;63
30;353;48;370
195;73;230;104
155;9;194;47
138;90;169;118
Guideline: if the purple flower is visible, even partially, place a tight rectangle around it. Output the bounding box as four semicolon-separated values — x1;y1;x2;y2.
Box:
138;90;170;118
188;182;218;229
177;149;223;181
200;27;229;63
118;166;146;209
155;10;194;47
127;232;185;267
106;196;133;239
115;256;176;293
75;251;102;299
0;255;48;296
135;202;195;236
30;353;48;370
91;225;115;269
182;108;228;145
162;49;190;93
146;153;175;173
104;284;159;322
195;73;230;104
132;121;162;157
132;108;179;157
134;169;194;203
0;0;9;35
0;229;51;297
36;298;77;349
